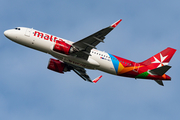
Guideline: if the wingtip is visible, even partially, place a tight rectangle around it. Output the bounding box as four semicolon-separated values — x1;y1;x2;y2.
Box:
111;19;122;28
92;75;102;83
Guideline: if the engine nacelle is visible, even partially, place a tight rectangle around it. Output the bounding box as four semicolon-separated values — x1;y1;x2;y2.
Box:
47;58;71;73
53;40;73;55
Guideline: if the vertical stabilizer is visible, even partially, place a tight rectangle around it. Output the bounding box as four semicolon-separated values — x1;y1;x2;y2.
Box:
140;47;176;69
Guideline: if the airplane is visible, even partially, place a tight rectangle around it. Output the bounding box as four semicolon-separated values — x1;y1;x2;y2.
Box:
4;19;176;86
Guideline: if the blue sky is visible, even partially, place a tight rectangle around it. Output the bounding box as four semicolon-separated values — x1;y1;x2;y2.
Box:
0;0;180;119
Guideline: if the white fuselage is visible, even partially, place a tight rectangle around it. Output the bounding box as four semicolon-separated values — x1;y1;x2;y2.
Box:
4;27;117;75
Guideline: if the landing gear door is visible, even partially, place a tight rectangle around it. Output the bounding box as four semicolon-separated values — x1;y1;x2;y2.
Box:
25;28;32;37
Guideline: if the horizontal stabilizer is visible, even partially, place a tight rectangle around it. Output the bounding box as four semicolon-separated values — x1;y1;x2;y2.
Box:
149;65;171;76
154;80;164;86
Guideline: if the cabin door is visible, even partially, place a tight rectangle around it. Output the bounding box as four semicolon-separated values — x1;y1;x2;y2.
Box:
133;63;140;72
25;28;32;37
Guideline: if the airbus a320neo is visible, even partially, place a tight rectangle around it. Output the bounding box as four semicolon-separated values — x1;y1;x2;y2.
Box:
4;19;176;86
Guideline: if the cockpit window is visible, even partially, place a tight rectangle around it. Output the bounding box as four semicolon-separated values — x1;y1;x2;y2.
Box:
15;28;21;30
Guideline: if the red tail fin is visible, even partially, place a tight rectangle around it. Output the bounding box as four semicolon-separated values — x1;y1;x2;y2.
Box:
140;47;176;69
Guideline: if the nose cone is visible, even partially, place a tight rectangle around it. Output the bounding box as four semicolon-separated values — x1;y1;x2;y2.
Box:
4;30;9;38
4;30;13;39
4;29;17;40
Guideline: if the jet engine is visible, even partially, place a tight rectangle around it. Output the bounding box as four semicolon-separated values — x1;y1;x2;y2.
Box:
47;58;71;73
53;40;74;55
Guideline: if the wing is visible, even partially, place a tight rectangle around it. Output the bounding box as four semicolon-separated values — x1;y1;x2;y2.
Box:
72;19;122;60
71;65;102;83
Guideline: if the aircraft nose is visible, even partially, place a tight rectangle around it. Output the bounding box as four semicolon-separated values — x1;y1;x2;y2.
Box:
4;29;16;40
4;30;13;39
4;30;9;37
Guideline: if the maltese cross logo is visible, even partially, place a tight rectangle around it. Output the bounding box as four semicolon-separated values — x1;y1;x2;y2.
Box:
152;53;168;68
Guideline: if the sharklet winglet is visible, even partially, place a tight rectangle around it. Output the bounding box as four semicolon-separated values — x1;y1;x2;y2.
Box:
92;75;102;83
111;19;122;28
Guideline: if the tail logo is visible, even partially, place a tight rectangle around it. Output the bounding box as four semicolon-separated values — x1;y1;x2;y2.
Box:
152;53;168;68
